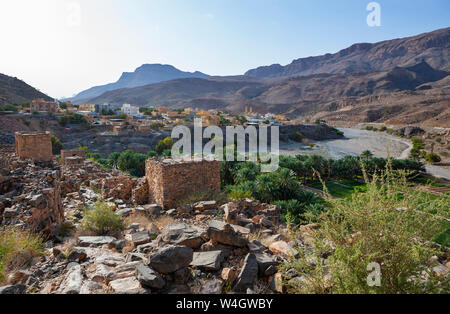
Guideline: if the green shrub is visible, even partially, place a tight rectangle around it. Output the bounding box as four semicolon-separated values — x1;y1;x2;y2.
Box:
155;137;174;154
81;202;124;235
425;152;441;163
281;169;449;294
228;189;253;200
290;132;304;143
0;228;44;283
51;135;62;155
379;126;387;132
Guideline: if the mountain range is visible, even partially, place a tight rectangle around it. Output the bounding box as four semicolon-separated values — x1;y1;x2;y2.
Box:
66;64;209;104
1;27;449;126
84;27;450;126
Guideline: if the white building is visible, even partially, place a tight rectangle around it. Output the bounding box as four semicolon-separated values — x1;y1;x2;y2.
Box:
121;104;140;116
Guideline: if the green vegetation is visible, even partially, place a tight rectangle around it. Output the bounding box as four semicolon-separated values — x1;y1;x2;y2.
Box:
139;107;156;115
425;152;441;163
281;168;449;294
155;137;174;155
0;227;44;283
290;132;304;143
100;108;115;116
81;202;124;236
51;135;62;155
219;116;232;127
0;104;19;112
58;113;87;126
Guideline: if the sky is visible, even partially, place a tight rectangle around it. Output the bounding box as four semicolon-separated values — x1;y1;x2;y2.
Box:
0;0;449;99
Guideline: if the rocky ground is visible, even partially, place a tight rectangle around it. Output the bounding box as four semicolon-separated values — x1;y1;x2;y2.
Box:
0;148;308;295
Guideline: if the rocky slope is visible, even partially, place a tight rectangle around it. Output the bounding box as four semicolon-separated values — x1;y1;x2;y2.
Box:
0;73;53;106
245;27;450;78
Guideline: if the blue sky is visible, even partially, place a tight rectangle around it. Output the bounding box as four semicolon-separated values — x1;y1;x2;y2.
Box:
0;0;448;98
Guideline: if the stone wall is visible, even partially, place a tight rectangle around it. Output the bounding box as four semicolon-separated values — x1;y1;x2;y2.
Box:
61;149;86;165
15;131;53;162
146;159;221;209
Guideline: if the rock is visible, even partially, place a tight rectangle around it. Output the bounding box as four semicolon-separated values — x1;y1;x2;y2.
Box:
269;241;298;258
78;236;117;247
80;281;103;294
106;262;140;281
59;264;83;294
143;204;162;217
178;204;193;214
160;223;206;249
234;254;258;292
0;284;27;294
125;253;147;263
207;220;248;248
174;267;192;284
254;253;278;276
190;251;225;271
109;277;147;294
95;251;125;267
131;231;152;246
194;201;217;211
221;268;236;284
201;279;223;294
135;263;165;289
433;264;448;277
67;249;87;263
136;242;156;254
116;208;133;217
166;209;177;216
270;273;283;293
149;245;193;274
3;208;18;218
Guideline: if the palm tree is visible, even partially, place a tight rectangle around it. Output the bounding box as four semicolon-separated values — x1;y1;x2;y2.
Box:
360;150;374;160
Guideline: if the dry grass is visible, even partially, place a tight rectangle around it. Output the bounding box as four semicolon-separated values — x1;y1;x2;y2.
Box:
151;215;176;230
0;227;44;284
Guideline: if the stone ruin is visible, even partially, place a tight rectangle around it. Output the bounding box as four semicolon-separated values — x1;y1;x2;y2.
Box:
60;149;86;166
144;159;221;209
14;131;53;162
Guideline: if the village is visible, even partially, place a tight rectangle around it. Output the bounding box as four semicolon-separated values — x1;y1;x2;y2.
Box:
9;98;289;136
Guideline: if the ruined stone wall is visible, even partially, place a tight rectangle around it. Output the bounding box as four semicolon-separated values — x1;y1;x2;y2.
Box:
15;131;53;162
61;149;86;165
146;159;221;209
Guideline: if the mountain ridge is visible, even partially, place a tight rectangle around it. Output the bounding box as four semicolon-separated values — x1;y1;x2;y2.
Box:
0;73;53;106
67;64;209;104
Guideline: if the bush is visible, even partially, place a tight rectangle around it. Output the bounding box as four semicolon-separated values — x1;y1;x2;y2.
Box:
228;189;253;200
81;202;124;235
155;137;174;154
425;153;441;163
290;132;304;143
58;114;87;126
51;135;62;155
281;169;449;294
0;227;44;283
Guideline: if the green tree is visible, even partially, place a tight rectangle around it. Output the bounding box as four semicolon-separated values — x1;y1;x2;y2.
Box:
155;137;174;154
51;135;62;155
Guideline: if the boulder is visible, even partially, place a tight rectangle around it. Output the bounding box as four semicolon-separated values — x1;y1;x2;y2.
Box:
201;279;223;294
135;263;165;289
149;245;193;274
190;250;225;271
109;277;147;294
131;231;152;246
59;264;83;294
78;236;117;247
160;223;206;249
194;201;217;211
0;284;26;294
207;220;248;248
234;254;258;292
269;241;298;258
254;253;278;276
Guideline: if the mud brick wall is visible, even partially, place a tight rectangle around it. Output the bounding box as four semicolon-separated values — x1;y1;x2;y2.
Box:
15;131;53;162
61;149;86;165
146;159;221;209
